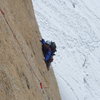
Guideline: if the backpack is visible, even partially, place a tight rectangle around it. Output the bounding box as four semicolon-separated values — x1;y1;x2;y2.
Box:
50;42;56;53
45;41;57;53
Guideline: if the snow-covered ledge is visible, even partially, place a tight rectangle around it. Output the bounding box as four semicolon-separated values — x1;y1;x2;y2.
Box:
32;0;100;100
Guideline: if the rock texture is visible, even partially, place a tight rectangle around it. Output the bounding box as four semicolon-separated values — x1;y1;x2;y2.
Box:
0;0;61;100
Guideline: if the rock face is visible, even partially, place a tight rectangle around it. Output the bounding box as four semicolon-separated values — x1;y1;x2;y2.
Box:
0;0;61;100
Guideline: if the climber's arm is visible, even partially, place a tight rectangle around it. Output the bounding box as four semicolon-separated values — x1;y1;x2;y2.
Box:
40;39;46;45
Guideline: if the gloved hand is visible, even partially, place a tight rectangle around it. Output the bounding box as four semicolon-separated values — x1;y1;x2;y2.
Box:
40;39;44;42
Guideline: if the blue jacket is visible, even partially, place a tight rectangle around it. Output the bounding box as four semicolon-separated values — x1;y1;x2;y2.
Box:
41;39;53;61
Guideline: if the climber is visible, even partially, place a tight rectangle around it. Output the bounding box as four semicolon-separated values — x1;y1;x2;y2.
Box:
40;39;57;69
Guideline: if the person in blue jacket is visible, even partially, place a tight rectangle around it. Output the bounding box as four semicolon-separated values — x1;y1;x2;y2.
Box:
40;39;56;67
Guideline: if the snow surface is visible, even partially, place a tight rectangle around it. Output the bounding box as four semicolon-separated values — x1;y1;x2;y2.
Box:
32;0;100;100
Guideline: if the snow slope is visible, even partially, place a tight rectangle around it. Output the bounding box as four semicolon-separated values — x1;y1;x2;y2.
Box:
32;0;100;100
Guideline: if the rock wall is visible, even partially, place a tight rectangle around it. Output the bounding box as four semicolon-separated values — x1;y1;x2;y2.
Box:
0;0;61;100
